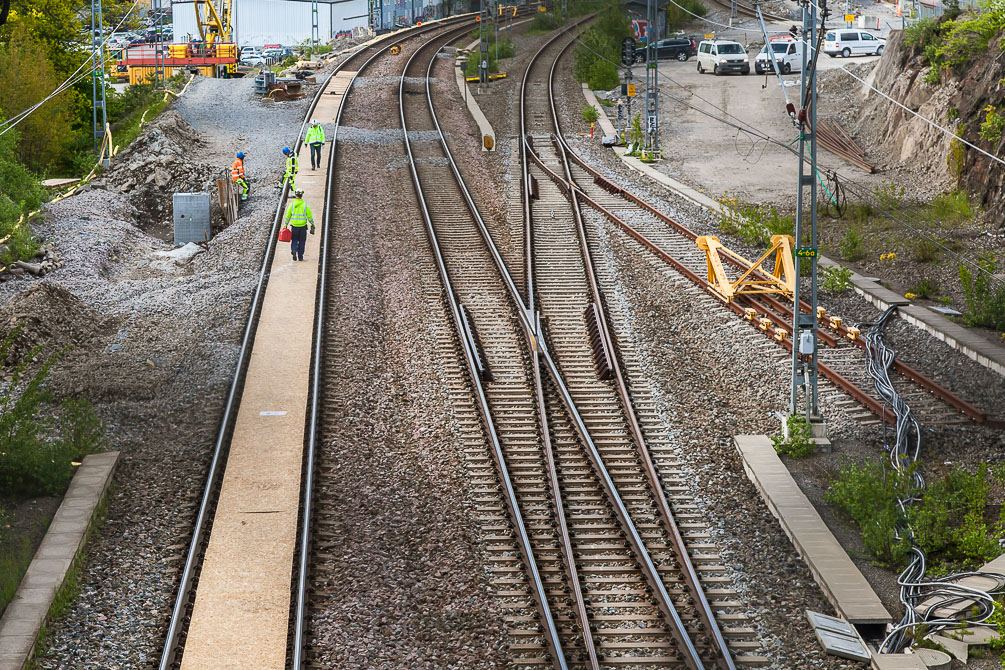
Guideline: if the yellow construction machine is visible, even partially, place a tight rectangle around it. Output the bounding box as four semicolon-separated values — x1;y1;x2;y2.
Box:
196;0;233;44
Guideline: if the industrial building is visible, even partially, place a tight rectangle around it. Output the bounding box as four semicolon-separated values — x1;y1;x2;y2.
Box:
171;0;372;46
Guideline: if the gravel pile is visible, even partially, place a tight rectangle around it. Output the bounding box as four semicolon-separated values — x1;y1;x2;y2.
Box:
7;73;310;670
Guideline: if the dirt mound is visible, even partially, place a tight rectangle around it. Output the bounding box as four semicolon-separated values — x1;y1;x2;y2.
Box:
93;110;225;241
0;282;112;368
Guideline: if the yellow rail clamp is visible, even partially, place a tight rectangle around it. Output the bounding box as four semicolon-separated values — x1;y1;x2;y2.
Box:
774;328;788;342
743;307;757;321
829;315;843;330
695;234;795;303
817;306;826;320
758;317;773;331
846;326;860;341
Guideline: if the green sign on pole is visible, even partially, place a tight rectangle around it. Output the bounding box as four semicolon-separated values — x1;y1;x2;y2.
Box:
795;247;818;258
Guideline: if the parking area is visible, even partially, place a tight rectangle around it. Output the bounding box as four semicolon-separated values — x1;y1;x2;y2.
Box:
623;39;884;205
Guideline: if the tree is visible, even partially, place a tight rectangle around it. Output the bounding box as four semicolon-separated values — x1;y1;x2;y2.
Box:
0;0;85;79
0;24;75;173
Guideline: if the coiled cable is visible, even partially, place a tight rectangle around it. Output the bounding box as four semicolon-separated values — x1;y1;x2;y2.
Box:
862;307;1005;653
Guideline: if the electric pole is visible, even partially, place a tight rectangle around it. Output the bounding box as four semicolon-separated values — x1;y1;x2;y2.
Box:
644;0;659;155
846;0;852;27
91;0;109;167
311;0;320;50
154;0;165;89
789;0;823;420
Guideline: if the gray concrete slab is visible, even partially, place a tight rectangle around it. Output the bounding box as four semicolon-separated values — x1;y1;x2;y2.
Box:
735;435;892;626
871;653;928;669
0;451;118;670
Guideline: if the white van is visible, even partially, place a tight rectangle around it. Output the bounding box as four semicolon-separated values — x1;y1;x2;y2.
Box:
696;40;750;76
823;29;886;57
754;37;803;74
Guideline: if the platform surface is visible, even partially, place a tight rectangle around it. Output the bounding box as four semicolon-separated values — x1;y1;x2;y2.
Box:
179;72;353;670
735;435;892;626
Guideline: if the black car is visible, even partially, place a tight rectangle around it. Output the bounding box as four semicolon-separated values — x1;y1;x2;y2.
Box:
634;38;697;63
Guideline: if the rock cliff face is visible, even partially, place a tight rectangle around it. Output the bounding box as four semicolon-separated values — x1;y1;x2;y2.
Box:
855;27;1005;226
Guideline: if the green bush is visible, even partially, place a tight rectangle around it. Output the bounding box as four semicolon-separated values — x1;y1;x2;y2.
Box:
910;277;939;299
828;461;1005;569
980;105;1004;144
527;10;565;34
959;254;1005;332
717;194;794;246
826;460;913;567
839;225;866;261
572;2;632;89
0;114;47;265
771;415;814;458
913;237;942;263
821;264;853;292
581;104;600;124
0;328;105;497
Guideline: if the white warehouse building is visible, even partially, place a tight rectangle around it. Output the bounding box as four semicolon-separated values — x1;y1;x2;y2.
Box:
172;0;372;47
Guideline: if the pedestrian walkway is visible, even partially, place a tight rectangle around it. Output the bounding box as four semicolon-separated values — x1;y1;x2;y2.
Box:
179;70;354;670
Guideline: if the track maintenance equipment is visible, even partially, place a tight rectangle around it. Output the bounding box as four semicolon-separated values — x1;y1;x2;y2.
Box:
696;234;795;303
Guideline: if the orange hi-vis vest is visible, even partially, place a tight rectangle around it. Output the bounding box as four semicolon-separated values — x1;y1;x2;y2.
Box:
231;158;245;181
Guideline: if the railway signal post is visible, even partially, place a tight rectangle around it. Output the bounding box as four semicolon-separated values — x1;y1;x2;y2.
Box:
644;0;659;155
789;0;824;422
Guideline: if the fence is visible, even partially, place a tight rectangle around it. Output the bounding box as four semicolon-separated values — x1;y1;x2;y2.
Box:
217;173;240;229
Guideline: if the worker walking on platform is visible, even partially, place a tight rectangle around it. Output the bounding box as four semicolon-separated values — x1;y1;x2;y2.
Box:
306;120;326;170
281;146;299;190
282;189;315;261
231;151;248;201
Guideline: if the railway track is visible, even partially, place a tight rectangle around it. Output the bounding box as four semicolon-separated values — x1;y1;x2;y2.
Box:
397;18;768;668
526;32;1001;430
698;0;790;25
156;17;474;670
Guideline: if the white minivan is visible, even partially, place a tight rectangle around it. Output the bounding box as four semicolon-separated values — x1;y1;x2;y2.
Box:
754;37;803;74
824;29;886;57
696;40;750;76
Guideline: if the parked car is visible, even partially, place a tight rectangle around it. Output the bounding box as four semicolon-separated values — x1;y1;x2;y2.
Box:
824;29;885;57
241;54;268;66
696;39;750;75
634;37;697;63
754;37;803;74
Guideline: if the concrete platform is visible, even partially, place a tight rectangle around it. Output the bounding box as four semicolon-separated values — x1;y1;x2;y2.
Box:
871;653;928;669
178;73;349;670
0;451;119;670
735;435;892;626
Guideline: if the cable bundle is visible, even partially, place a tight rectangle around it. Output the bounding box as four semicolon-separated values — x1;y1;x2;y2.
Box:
862;306;1005;653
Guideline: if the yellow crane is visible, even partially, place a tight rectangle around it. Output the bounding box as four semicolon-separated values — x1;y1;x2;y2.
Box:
196;0;233;44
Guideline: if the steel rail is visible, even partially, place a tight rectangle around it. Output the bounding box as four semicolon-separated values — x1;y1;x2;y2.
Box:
521;27;706;670
157;18;471;670
543;28;737;670
400;27;570;670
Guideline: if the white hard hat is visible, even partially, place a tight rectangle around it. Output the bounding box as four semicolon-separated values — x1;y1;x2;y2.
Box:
311;119;319;125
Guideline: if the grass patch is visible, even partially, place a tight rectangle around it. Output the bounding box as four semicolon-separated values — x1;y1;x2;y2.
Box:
0;327;106;497
717;194;794;246
772;415;814;458
526;9;566;34
960;254;1005;332
827;461;1005;569
0;531;36;614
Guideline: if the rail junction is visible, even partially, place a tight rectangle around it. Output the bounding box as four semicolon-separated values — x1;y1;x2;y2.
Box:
147;12;1004;670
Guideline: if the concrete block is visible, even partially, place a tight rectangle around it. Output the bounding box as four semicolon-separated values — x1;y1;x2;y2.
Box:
927;634;967;661
173;192;211;245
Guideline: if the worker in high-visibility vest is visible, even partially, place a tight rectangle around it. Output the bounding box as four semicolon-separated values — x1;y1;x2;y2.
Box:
231;151;248;201
281;146;298;190
305;120;326;170
281;189;315;261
